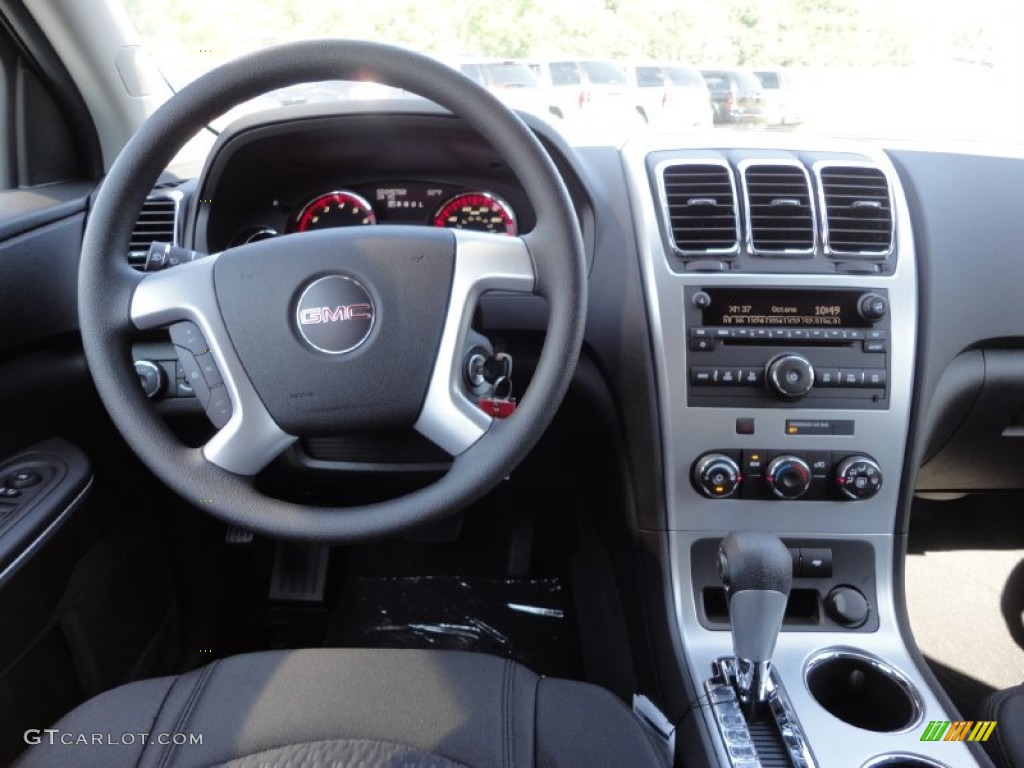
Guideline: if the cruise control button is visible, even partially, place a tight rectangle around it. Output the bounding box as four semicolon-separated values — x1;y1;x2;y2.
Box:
175;348;212;407
196;354;223;387
206;386;233;428
169;321;210;355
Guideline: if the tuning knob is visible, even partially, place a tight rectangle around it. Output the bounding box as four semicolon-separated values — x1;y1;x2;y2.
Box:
765;455;812;500
766;354;815;399
693;453;742;499
858;292;888;321
135;360;166;399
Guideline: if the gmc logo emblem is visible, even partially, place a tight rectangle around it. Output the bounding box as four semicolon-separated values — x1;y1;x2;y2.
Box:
299;304;373;325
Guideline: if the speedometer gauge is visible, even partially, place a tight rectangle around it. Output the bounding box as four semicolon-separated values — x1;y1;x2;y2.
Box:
432;192;517;236
295;190;377;232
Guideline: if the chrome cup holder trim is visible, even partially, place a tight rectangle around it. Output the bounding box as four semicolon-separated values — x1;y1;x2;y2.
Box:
861;754;952;768
804;647;925;734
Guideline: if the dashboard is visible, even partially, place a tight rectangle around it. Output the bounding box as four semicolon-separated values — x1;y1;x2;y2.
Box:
123;102;1024;768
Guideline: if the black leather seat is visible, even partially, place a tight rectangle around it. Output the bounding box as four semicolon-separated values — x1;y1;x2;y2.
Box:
15;648;668;768
979;684;1024;768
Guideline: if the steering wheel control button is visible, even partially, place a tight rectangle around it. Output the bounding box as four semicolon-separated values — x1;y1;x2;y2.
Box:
295;275;375;355
0;487;21;499
765;455;812;500
766;354;814;399
693;453;742;499
4;471;42;489
135;360;166;399
206;387;233;429
835;455;883;500
175;347;212;407
169;321;210;355
825;586;870;628
196;354;223;387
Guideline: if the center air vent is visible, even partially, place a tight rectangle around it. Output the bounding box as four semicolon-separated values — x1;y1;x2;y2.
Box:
660;162;739;256
742;163;815;255
817;164;894;257
128;191;182;267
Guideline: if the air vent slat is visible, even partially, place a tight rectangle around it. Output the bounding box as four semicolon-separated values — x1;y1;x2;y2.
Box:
127;193;181;268
742;164;815;253
660;163;739;255
819;165;893;256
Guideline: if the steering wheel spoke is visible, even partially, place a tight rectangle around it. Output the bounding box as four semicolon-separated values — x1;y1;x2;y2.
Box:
130;256;296;476
414;230;535;455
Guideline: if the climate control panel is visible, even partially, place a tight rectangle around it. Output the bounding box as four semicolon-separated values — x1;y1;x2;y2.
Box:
691;450;882;501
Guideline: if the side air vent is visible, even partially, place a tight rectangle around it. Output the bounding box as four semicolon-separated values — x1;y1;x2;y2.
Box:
741;163;815;255
128;191;182;267
660;162;739;255
817;164;894;256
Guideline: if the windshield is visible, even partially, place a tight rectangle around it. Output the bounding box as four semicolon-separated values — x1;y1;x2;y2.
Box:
123;0;1023;144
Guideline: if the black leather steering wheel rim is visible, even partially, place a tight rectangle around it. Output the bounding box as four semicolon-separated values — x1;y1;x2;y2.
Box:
79;40;586;542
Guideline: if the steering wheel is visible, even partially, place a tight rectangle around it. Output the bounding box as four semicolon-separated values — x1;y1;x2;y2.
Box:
79;41;586;542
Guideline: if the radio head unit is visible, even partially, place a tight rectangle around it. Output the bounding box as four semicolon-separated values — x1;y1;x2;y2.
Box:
686;286;890;409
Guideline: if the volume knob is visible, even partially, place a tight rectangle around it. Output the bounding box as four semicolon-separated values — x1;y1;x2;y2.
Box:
766;354;815;399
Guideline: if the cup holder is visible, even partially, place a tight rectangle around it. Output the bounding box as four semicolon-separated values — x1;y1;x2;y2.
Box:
862;755;951;768
805;648;923;732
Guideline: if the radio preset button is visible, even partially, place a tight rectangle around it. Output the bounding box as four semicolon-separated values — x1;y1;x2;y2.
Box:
864;370;886;387
840;369;864;387
715;328;733;338
792;329;809;340
846;329;866;340
809;329;827;340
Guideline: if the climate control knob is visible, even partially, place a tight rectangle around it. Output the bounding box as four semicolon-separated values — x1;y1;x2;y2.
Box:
765;455;812;500
766;354;815;399
692;453;742;499
834;455;883;500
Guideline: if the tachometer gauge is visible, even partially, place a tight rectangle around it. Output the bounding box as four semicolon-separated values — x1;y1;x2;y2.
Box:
431;192;517;236
295;190;377;232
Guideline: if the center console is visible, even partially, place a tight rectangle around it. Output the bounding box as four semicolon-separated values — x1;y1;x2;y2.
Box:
622;138;979;767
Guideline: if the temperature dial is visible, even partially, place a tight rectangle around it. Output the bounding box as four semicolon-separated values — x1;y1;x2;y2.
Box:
835;455;883;500
766;354;815;399
765;455;812;500
692;453;742;499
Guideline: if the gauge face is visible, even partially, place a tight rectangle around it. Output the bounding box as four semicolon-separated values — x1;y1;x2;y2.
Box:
295;191;377;232
432;192;517;236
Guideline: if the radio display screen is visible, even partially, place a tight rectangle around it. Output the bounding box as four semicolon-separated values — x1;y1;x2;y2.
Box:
702;288;870;328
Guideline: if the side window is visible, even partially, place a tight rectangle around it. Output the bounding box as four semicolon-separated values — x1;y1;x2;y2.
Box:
549;62;582;86
0;25;91;190
702;73;729;92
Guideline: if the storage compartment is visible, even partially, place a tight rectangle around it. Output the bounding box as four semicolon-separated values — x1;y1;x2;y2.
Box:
805;649;922;732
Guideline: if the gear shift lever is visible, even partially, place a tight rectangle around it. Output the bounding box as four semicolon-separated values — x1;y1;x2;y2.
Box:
717;531;792;707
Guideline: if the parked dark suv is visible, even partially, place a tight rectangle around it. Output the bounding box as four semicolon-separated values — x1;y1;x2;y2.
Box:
700;66;766;124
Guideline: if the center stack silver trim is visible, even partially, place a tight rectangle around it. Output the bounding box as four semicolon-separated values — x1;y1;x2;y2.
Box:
620;135;980;767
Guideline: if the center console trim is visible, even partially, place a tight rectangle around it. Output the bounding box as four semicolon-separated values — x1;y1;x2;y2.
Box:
621;135;979;766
